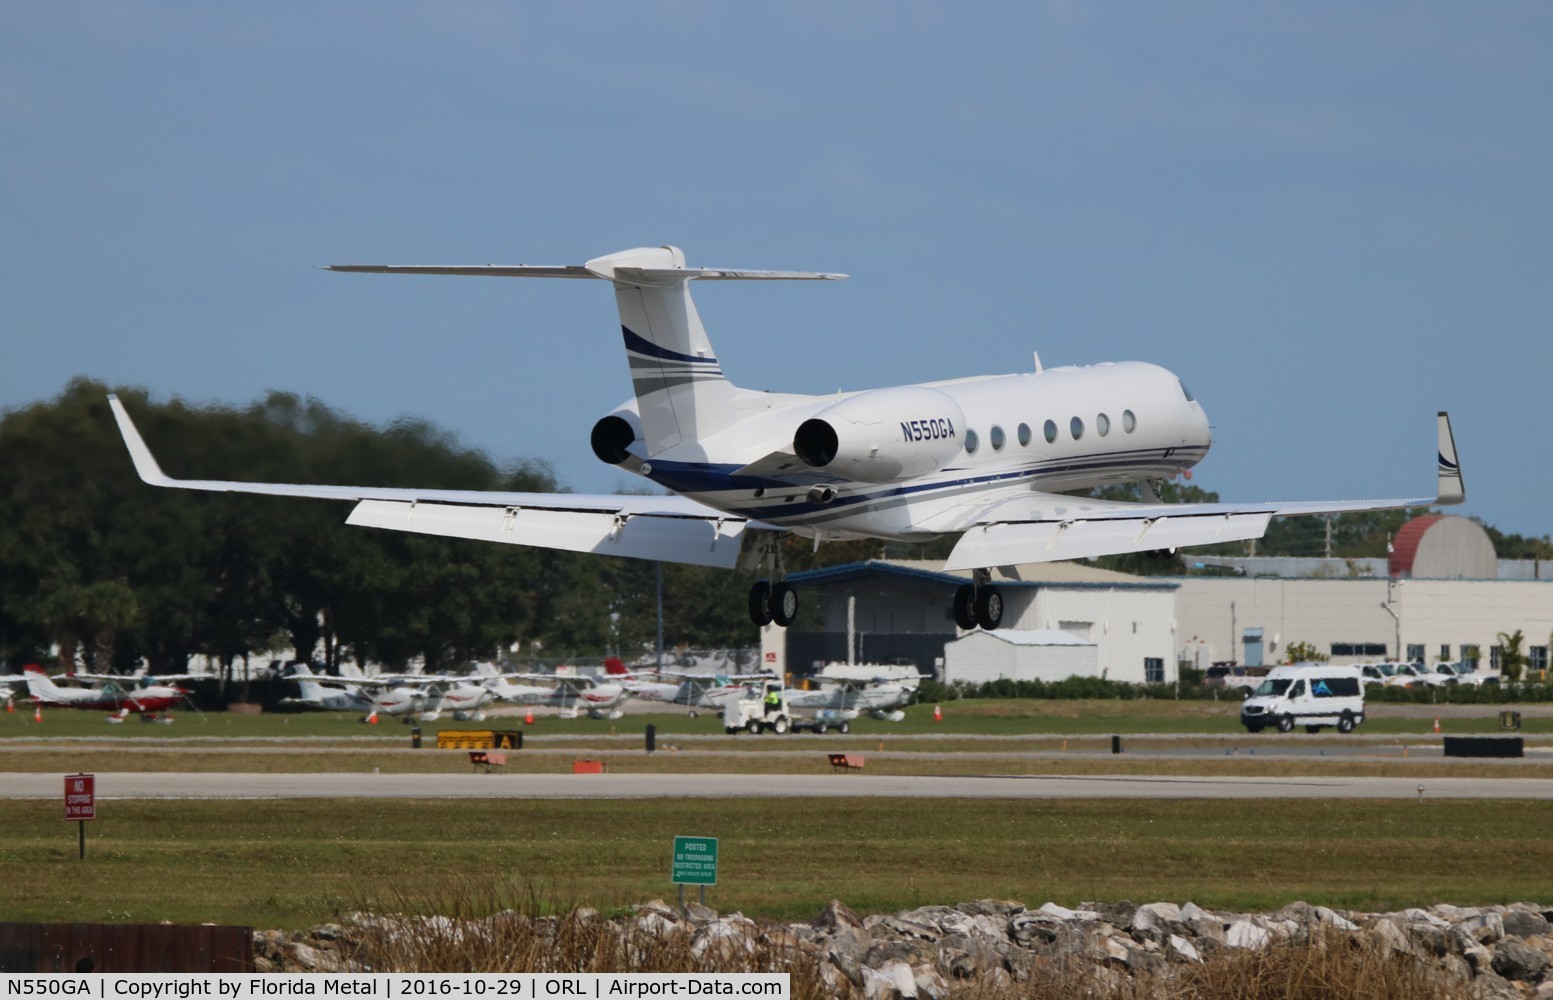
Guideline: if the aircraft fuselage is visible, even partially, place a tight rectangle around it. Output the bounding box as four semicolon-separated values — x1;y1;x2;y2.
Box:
628;361;1211;541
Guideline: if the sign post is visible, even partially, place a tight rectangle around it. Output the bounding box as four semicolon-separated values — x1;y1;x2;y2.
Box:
64;773;95;859
670;835;718;912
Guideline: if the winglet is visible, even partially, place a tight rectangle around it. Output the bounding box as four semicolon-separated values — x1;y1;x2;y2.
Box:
1436;411;1465;505
107;395;175;487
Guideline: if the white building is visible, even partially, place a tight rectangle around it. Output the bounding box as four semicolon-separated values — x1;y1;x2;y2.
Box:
765;560;1179;684
942;629;1097;684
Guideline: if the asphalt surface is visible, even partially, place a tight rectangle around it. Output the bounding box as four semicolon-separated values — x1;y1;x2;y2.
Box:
3;771;1551;800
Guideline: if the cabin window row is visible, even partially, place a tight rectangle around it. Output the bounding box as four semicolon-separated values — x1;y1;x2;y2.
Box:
963;409;1137;455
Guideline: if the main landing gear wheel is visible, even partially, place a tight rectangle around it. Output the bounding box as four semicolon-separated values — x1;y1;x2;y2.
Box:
974;586;1004;630
953;584;978;630
749;580;799;627
771;582;798;627
748;580;773;626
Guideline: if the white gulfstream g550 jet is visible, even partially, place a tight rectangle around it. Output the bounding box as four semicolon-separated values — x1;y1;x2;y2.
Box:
108;245;1465;632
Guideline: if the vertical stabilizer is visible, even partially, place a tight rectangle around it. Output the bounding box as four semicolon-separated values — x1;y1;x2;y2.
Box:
585;246;738;454
23;667;59;700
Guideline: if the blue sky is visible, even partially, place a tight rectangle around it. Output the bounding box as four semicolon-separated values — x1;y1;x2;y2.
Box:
4;3;1550;536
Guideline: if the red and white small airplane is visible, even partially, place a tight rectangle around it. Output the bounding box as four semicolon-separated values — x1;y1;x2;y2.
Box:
23;665;185;714
108;245;1465;632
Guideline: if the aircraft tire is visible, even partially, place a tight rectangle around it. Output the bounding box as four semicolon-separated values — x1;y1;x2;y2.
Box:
771;582;799;627
748;581;773;627
974;587;1004;630
952;584;978;630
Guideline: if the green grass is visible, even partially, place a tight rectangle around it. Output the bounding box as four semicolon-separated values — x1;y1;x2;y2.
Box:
2;797;1549;930
5;698;1547;738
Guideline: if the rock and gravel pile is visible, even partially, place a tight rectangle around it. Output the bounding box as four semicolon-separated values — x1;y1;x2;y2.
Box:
254;897;1553;998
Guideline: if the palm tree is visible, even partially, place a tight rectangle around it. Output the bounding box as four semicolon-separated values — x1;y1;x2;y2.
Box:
1497;629;1528;683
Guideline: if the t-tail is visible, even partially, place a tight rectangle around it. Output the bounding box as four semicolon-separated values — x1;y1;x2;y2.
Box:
326;245;844;457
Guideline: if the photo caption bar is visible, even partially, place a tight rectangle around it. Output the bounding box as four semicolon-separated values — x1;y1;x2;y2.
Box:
0;975;790;999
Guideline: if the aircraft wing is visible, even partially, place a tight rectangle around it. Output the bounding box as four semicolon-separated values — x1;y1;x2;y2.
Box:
108;395;750;569
942;412;1464;571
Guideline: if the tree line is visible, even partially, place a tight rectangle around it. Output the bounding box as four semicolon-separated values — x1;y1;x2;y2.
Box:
0;379;757;676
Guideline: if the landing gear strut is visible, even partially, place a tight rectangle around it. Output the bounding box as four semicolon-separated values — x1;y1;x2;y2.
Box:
952;571;1004;631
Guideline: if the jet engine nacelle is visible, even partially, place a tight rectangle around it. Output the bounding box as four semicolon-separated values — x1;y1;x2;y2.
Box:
793;387;966;483
590;407;644;470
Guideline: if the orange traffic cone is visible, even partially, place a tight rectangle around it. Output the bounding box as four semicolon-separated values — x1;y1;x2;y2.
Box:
5;699;13;713
1433;717;1441;734
34;705;43;723
367;710;379;725
524;709;535;725
933;704;943;722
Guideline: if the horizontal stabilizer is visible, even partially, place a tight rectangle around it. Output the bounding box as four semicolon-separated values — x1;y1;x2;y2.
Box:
327;244;846;287
347;500;746;569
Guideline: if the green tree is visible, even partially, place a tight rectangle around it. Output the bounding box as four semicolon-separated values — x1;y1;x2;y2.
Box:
1283;641;1328;664
1497;630;1527;683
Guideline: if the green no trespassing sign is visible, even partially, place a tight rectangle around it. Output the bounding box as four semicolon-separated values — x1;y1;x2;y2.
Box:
671;835;718;886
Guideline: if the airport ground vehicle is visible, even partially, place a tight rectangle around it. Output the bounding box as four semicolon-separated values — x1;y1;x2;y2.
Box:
721;682;851;734
1240;664;1365;734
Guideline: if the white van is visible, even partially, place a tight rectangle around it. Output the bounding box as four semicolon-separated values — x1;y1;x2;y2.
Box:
1240;664;1365;734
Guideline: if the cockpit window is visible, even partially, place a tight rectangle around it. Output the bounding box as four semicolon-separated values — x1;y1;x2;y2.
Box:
1179;380;1196;402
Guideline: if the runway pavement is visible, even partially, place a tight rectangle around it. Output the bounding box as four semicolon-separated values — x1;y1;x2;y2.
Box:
3;770;1551;800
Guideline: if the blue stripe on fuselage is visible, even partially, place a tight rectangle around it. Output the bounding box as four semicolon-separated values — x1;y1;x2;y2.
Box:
642;447;1205;522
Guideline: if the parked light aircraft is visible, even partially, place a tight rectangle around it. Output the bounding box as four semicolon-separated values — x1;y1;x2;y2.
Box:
467;663;628;719
601;657;768;712
108;245;1465;632
785;670;920;722
23;666;186;714
278;664;425;718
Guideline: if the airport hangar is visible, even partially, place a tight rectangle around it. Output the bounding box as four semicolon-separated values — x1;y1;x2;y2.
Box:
760;516;1553;684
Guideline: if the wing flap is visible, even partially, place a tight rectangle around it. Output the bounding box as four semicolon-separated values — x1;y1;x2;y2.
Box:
946;512;1272;570
347;500;746;569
